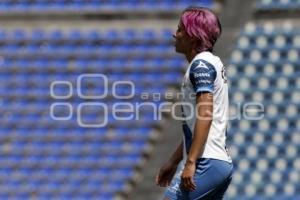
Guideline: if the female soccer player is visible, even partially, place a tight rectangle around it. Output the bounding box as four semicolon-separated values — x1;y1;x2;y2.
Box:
156;7;233;200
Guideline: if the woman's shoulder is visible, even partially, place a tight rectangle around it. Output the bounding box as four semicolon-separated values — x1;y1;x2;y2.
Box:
193;51;223;69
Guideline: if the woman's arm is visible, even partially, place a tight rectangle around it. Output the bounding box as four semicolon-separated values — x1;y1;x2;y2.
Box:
187;92;213;164
168;140;183;165
181;92;213;191
156;140;183;187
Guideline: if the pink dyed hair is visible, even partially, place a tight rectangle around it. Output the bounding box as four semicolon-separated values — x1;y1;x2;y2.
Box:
181;7;222;52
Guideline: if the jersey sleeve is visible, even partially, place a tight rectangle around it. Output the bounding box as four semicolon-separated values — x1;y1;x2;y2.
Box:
189;59;217;94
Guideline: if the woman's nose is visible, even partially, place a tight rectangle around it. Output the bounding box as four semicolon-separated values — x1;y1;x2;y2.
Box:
172;33;176;38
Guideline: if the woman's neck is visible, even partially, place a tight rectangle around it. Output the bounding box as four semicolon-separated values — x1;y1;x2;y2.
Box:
185;50;198;63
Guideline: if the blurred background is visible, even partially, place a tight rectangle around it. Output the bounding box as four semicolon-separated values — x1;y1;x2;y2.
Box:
0;0;299;200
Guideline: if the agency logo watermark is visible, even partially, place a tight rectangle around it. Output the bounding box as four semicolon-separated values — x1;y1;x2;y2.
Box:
50;74;264;128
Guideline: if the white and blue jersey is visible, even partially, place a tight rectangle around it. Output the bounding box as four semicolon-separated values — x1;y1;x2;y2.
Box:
164;51;233;200
181;51;232;163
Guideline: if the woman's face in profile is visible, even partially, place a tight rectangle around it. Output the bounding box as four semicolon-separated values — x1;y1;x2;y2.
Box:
173;20;193;54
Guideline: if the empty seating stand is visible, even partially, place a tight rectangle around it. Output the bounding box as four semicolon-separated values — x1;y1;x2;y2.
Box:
226;22;300;200
256;0;300;11
0;28;186;199
0;0;213;15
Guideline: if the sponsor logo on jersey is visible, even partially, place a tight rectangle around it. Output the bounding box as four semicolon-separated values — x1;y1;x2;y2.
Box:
194;61;209;70
194;72;210;78
221;66;228;83
196;80;211;84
